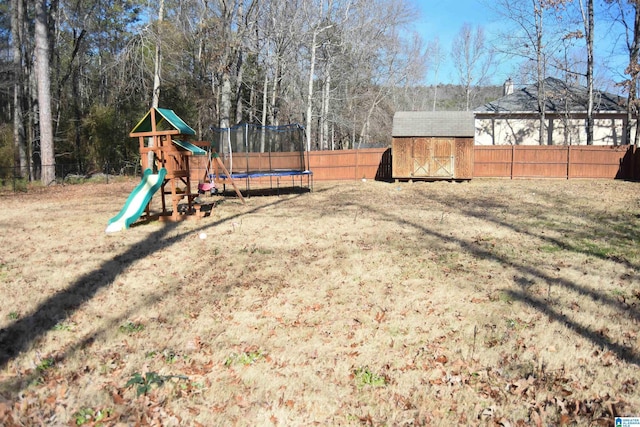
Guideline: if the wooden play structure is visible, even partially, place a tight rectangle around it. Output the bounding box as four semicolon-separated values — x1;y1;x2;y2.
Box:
129;107;211;221
106;108;245;232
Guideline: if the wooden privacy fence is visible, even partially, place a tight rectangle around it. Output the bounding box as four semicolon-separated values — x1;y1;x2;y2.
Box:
308;148;392;181
473;145;639;179
306;145;639;181
190;145;640;183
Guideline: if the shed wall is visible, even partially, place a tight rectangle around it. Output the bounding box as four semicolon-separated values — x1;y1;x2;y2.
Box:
391;137;474;180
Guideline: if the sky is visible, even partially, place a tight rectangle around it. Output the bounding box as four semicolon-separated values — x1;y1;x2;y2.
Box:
409;0;513;86
409;0;629;94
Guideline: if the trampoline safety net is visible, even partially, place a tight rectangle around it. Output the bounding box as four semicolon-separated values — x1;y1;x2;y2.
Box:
210;123;307;175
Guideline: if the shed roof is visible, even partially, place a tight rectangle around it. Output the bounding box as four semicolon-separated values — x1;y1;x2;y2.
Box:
392;111;475;137
475;77;626;114
130;107;196;135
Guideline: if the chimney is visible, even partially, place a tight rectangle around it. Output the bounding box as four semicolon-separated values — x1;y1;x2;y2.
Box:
503;78;514;96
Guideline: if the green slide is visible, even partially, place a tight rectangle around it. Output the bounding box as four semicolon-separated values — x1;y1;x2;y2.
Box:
105;168;167;233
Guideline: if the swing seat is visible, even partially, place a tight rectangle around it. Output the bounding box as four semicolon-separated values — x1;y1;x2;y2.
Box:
199;156;216;193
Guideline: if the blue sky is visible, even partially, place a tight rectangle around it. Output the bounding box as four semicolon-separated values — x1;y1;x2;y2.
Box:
409;0;512;85
409;0;628;93
412;0;496;50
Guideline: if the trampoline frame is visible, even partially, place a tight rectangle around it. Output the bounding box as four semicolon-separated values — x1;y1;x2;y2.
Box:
208;123;312;195
211;170;313;195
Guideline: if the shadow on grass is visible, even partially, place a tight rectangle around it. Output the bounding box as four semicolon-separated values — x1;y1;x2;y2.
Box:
359;201;640;366
424;188;640;272
219;186;311;198
0;193;305;386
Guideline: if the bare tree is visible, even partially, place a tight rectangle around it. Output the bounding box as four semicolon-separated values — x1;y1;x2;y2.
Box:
493;0;567;145
11;0;28;178
451;23;494;111
577;0;595;145
301;0;348;152
300;0;424;149
534;1;548;145
212;0;258;129
152;0;164;109
356;31;427;147
147;0;164;171
34;0;55;185
428;38;445;111
605;0;640;147
253;0;303;149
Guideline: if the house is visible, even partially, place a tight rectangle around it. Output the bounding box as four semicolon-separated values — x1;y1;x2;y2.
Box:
391;111;475;179
474;77;629;146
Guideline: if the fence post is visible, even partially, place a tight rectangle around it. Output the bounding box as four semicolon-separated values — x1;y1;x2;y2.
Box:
633;145;639;180
631;144;640;180
510;144;515;179
567;145;571;180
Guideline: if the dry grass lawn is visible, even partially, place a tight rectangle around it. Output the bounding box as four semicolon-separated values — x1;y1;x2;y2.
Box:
0;178;639;426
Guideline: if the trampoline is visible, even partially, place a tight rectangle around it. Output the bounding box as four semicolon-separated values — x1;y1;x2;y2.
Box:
206;123;313;195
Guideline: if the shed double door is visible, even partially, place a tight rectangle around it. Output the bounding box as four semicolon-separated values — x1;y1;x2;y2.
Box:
410;138;454;178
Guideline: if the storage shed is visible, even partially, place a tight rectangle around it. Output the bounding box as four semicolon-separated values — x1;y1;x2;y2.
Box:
391;111;475;180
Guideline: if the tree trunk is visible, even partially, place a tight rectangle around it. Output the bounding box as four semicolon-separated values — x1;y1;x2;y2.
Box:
152;0;164;108
432;84;438;111
535;2;547;145
581;0;595;145
270;59;280;126
261;72;268;152
72;68;82;172
626;1;640;147
11;0;28;179
35;0;55;185
322;70;331;149
235;51;245;125
305;31;318;152
220;71;232;129
150;0;164;172
29;74;37;180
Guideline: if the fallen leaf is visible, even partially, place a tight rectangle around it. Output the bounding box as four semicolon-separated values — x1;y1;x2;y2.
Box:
112;390;125;405
235;394;250;408
530;409;542;427
435;355;448;364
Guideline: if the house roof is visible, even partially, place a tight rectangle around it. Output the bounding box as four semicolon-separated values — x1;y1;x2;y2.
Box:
130;108;196;135
392;111;475;137
475;77;626;114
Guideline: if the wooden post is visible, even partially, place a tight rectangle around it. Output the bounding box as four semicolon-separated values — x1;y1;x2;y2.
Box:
567;145;571;179
213;152;245;204
510;144;515;180
632;145;639;180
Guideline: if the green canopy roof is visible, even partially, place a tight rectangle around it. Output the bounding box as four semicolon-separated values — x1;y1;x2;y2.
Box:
172;140;207;156
130;108;196;136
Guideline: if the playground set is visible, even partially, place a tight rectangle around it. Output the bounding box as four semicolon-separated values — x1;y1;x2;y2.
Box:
105;107;244;233
106;108;311;232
